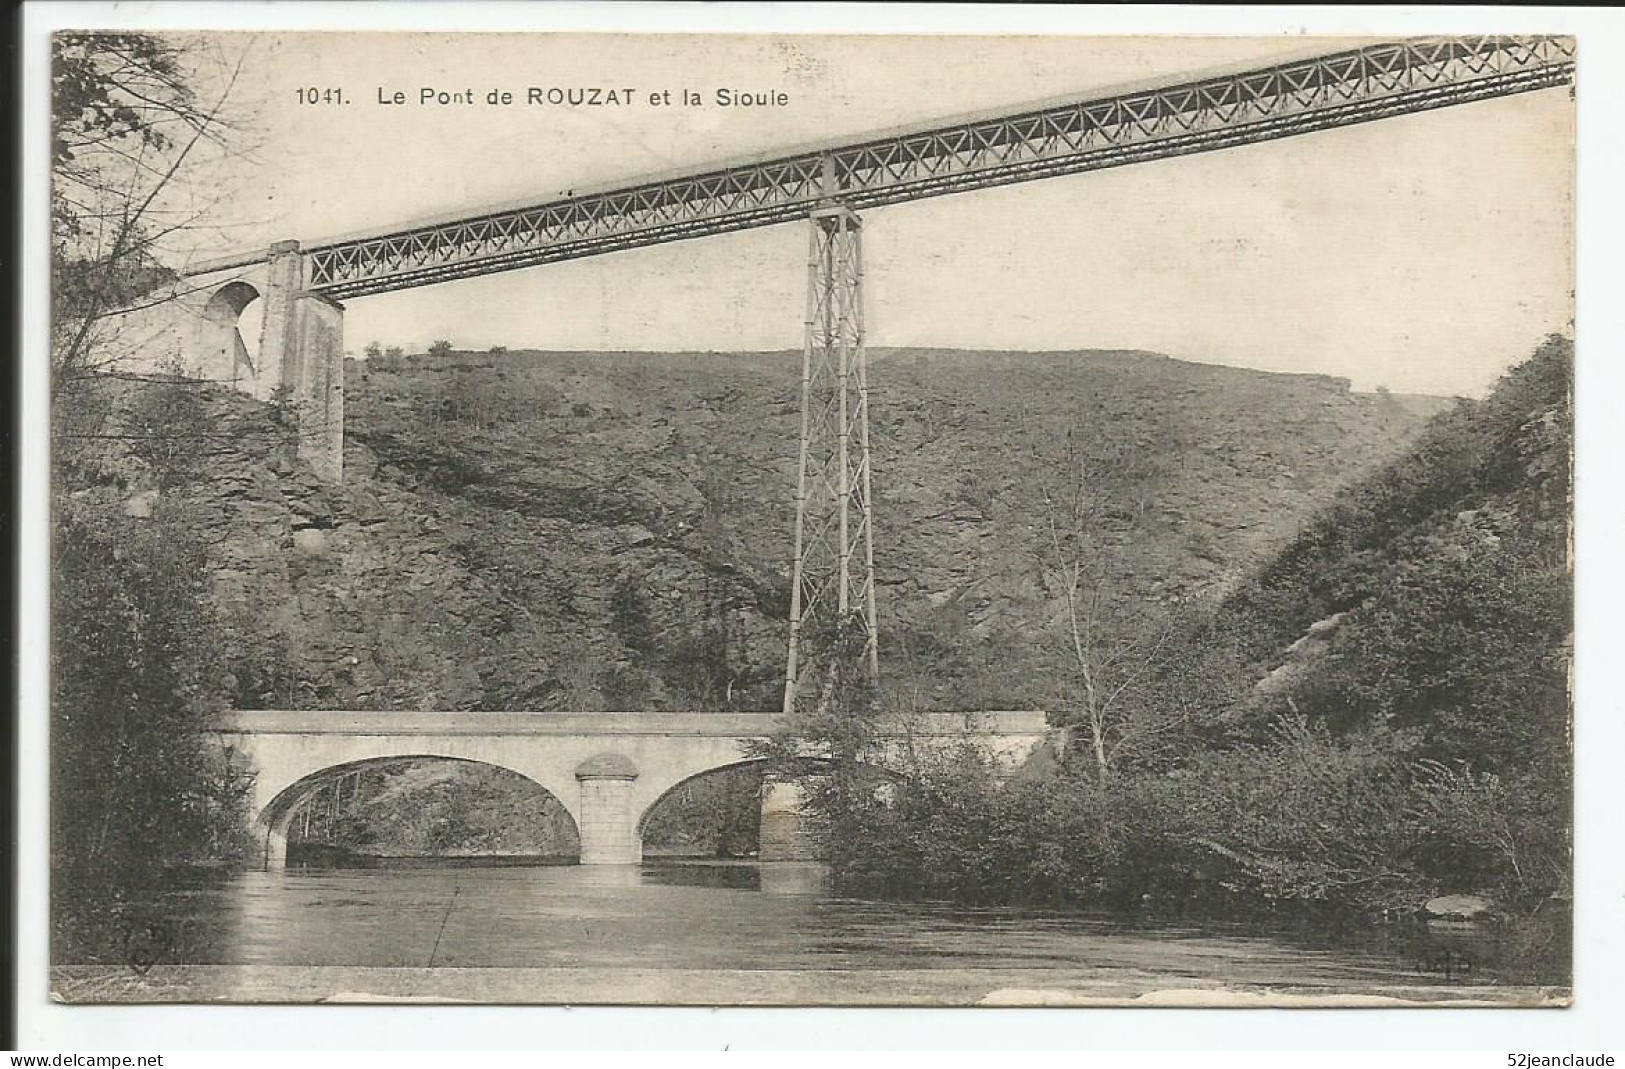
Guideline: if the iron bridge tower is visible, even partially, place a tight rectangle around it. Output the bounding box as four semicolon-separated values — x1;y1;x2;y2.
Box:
783;203;880;713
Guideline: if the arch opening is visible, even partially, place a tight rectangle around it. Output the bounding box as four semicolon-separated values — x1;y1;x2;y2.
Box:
638;758;902;862
639;760;768;860
259;755;580;870
198;280;265;395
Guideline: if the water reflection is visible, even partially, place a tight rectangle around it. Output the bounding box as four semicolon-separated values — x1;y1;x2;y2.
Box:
758;862;832;897
640;859;830;895
78;858;1519;994
286;850;576;870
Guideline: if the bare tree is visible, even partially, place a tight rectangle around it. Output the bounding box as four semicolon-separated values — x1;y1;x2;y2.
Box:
1037;433;1182;785
51;32;251;394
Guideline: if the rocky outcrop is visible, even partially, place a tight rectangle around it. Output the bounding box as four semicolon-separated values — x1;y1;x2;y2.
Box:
1244;611;1352;712
1425;893;1497;921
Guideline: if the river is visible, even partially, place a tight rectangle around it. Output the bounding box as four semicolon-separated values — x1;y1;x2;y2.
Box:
49;859;1560;1007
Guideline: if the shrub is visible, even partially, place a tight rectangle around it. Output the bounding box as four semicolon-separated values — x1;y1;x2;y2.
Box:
1133;718;1427;912
1407;760;1570;907
817;713;1566;923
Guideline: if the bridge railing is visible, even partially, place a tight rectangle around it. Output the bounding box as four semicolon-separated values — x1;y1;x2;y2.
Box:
206;708;1051;738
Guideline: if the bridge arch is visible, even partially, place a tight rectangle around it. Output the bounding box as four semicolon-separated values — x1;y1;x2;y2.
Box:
637;758;769;859
636;756;905;862
254;754;580;870
195;279;265;394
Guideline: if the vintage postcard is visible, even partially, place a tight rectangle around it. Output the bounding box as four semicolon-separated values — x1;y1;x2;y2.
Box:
43;26;1575;1010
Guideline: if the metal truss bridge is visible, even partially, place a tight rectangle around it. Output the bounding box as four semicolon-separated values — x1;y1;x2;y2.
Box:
297;36;1572;301
187;35;1572;714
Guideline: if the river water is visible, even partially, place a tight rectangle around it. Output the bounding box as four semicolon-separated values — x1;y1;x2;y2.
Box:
53;859;1550;1006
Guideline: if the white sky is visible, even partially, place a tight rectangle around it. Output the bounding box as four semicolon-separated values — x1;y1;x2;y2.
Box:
190;32;1575;396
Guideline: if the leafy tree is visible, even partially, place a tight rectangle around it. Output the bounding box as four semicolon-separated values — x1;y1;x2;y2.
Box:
428;339;453;359
438;367;513;430
750;613;887;875
660;459;747;709
51;33;257;495
50;30;257;967
52;495;254;963
120;362;214;488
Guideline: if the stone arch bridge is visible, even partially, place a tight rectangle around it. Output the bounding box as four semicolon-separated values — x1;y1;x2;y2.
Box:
211;709;1051;868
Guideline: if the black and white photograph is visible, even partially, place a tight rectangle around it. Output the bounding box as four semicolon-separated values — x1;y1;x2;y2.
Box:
35;18;1580;1015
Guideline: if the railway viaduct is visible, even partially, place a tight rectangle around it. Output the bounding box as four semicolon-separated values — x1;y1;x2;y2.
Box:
134;36;1573;495
124;36;1573;709
131;38;1569;858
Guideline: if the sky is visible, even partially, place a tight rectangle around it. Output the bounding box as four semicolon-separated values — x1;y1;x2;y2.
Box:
187;32;1574;397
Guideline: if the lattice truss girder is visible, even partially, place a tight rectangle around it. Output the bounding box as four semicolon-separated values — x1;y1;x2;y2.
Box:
784;207;878;713
297;35;1575;299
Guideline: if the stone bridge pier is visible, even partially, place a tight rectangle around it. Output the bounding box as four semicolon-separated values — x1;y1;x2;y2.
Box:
212;710;1053;868
104;240;346;482
759;779;815;862
575;752;644;865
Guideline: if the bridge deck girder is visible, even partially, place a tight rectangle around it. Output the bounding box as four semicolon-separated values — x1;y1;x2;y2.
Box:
247;35;1574;300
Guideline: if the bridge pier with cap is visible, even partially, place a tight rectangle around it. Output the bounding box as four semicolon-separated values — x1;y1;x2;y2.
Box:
175;239;347;483
259;240;346;484
575;753;644;865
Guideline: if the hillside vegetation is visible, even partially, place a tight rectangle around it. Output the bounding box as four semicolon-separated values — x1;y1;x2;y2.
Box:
54;335;1568;977
52;344;1448;870
1204;337;1571;768
135;345;1437;716
802;337;1570;982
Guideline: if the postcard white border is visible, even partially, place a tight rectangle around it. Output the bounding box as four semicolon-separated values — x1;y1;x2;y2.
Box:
16;2;1625;1052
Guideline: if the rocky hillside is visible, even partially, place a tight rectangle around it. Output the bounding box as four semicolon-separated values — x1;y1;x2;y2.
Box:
1193;335;1572;774
72;347;1447;715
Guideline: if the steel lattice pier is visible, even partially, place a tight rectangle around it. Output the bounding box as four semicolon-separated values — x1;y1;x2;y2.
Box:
784;207;879;712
